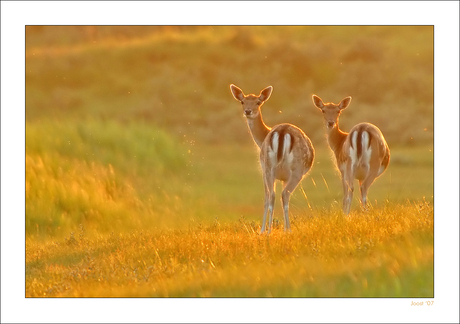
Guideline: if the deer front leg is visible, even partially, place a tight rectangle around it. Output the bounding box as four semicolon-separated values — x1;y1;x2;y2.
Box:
261;171;275;234
341;165;354;215
342;180;353;215
261;191;275;234
261;191;269;234
266;189;276;234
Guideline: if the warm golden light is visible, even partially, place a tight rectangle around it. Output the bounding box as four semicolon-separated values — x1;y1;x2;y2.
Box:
26;26;433;297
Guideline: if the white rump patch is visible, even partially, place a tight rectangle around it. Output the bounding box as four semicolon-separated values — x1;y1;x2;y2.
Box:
361;131;372;165
283;133;293;163
283;133;291;153
268;131;279;164
349;131;358;167
271;132;279;153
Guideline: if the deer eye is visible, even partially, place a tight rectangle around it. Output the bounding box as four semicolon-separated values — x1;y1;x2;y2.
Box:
257;101;263;105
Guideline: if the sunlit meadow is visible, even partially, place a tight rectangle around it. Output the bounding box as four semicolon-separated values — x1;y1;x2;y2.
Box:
25;26;433;297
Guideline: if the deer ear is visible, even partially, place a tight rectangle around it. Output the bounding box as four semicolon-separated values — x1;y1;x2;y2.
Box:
339;96;352;110
230;84;245;102
259;86;273;102
312;95;324;110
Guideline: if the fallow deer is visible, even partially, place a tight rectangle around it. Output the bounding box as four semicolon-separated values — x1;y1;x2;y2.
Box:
312;95;390;214
230;84;315;233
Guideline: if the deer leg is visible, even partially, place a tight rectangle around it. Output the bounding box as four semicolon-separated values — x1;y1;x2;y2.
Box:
267;186;276;234
342;179;353;215
341;166;354;215
261;170;275;234
359;169;378;211
281;173;302;232
261;189;269;234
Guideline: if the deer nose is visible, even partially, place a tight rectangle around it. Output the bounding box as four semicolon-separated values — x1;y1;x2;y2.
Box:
244;109;252;116
327;121;335;128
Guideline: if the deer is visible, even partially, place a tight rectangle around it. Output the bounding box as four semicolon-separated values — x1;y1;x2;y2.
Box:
230;84;315;234
312;94;390;215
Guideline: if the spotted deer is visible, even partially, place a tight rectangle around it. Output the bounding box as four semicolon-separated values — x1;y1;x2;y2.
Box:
312;95;390;214
230;84;315;234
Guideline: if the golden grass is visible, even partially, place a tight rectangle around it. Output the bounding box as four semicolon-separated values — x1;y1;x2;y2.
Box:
26;201;433;297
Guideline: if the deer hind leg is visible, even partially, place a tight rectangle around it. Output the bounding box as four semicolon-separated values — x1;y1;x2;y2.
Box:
281;173;303;232
261;170;276;234
358;180;368;211
359;163;379;210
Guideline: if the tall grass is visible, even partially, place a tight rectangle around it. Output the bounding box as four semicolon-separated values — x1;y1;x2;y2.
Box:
26;120;189;239
26;200;433;297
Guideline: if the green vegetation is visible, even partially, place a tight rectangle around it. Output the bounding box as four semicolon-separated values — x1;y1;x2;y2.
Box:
25;26;433;297
26;120;188;238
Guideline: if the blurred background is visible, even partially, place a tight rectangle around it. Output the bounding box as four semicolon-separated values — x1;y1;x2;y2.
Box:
25;26;433;239
26;26;433;145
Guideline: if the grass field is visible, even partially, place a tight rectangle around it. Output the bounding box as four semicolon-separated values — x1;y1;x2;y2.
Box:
24;26;434;298
26;202;433;297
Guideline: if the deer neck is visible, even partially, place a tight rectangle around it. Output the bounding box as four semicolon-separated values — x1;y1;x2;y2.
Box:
327;123;348;159
247;113;271;149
